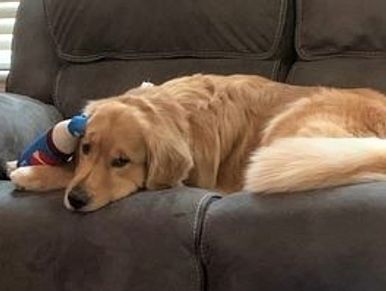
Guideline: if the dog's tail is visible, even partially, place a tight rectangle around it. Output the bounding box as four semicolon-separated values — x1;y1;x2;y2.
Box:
244;137;386;193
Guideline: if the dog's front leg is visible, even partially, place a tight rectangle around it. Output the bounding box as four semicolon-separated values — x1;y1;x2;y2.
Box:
7;161;74;192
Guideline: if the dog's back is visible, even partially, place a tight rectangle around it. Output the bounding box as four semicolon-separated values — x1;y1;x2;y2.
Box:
128;74;386;194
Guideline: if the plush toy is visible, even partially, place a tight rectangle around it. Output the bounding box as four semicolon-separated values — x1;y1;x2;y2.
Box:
17;114;88;167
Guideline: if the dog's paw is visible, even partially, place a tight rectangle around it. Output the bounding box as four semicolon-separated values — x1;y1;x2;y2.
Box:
5;160;17;178
9;167;42;191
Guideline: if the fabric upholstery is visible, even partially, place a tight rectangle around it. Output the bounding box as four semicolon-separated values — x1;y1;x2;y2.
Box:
202;183;386;291
289;0;386;91
287;59;386;92
7;0;61;104
0;183;220;291
7;0;295;117
296;0;386;59
56;59;282;117
44;0;290;61
0;93;62;179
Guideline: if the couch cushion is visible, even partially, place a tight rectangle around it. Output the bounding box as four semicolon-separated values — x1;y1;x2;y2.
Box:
296;0;386;60
44;0;295;117
287;59;386;92
0;93;62;179
289;0;386;91
45;0;291;61
0;184;220;291
55;59;284;117
202;184;386;291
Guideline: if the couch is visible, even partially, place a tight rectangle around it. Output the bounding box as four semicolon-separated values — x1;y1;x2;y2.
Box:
2;0;386;290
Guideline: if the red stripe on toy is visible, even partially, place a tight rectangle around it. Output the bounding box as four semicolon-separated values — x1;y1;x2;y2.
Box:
31;151;57;166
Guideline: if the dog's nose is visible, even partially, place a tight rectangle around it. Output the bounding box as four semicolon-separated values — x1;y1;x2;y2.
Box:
67;188;89;210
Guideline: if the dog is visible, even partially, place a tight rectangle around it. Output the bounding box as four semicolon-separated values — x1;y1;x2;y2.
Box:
8;74;386;211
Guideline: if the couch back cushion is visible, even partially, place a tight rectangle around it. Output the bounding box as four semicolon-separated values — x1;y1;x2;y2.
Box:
288;0;386;92
296;0;386;59
46;0;287;61
38;0;295;117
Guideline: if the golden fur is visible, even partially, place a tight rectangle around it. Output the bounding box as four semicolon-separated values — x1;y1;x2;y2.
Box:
8;74;386;211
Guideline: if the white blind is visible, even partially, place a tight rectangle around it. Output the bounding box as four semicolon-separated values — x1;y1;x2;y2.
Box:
0;1;19;83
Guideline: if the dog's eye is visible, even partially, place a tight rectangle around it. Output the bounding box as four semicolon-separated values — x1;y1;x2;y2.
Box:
82;143;91;155
111;157;130;168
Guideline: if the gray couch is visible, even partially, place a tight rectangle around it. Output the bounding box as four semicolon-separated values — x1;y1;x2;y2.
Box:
2;0;386;290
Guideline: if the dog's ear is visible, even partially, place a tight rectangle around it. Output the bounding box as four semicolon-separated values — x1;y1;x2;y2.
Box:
83;100;103;117
145;127;193;190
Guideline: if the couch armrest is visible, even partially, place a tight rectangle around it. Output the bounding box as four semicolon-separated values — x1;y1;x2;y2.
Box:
0;93;62;178
0;183;220;291
202;183;386;291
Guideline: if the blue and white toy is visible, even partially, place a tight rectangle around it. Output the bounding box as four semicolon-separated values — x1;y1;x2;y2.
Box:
17;114;88;167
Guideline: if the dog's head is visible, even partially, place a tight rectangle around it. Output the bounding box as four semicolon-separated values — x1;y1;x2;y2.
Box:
64;97;193;212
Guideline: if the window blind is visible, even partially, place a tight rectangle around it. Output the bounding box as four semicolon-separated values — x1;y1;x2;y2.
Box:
0;0;19;84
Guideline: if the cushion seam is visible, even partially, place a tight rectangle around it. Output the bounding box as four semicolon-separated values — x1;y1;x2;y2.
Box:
42;0;63;61
271;59;281;80
192;193;221;291
53;64;66;114
57;51;280;63
286;62;298;83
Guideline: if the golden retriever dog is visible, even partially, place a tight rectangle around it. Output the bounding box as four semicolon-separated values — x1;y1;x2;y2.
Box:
8;74;386;211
